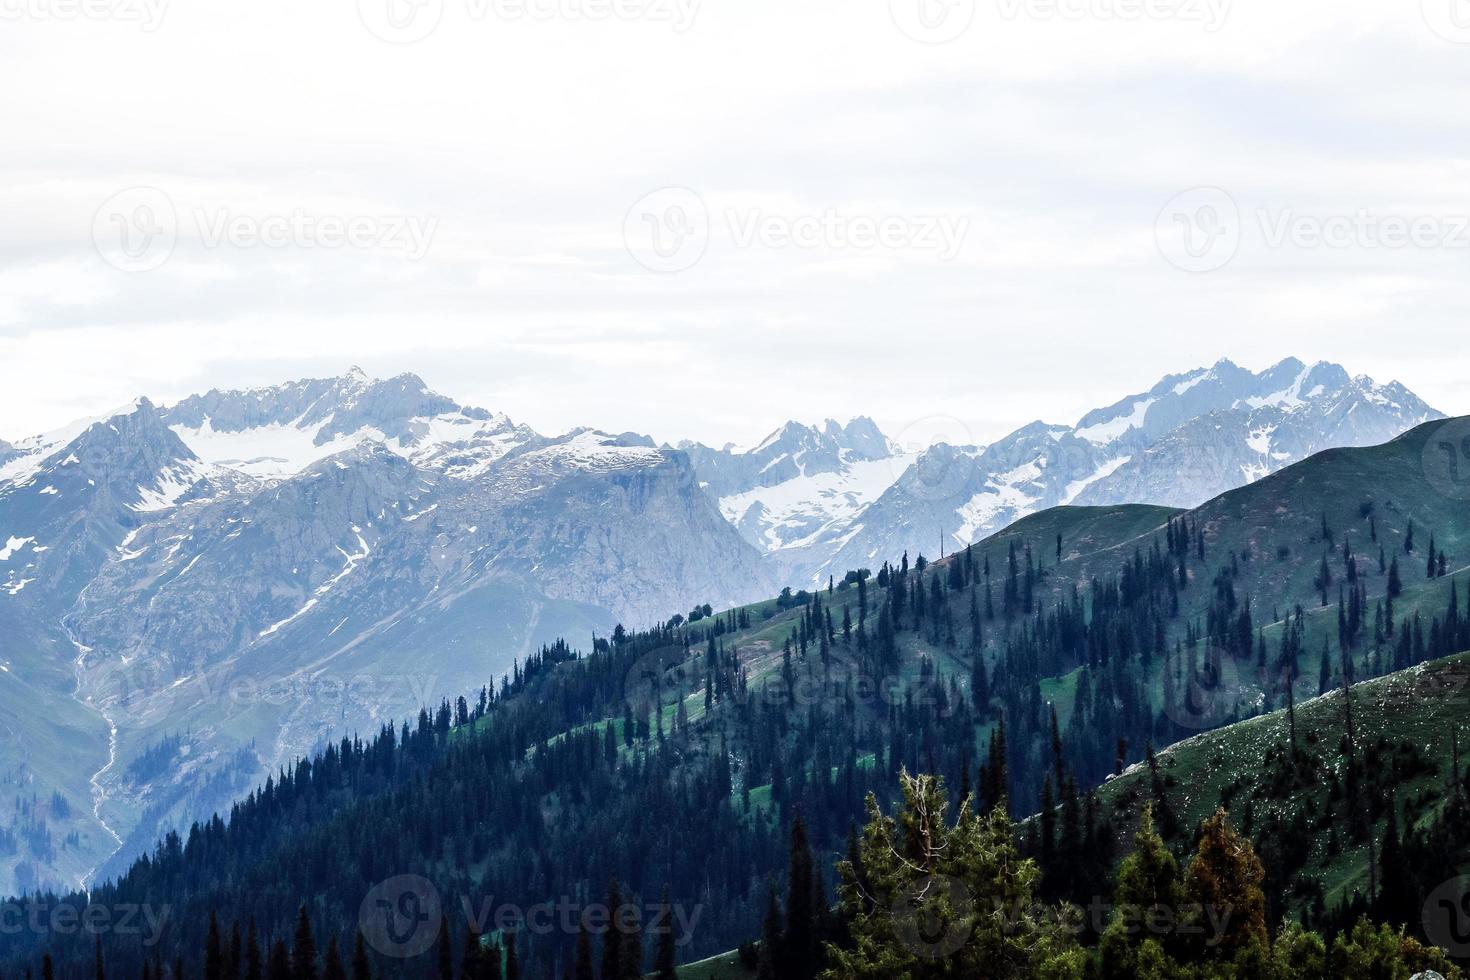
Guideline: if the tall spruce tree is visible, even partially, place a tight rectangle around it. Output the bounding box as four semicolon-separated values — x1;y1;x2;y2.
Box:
600;880;624;980
653;891;677;980
573;922;594;980
350;931;370;980
291;907;318;980
245;923;263;980
784;816;818;980
322;939;346;980
205;913;222;980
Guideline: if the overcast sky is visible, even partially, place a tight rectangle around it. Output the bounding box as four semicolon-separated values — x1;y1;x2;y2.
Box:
2;0;1469;450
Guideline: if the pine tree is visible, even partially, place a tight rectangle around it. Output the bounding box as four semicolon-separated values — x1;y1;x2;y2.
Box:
460;931;482;980
1116;805;1181;909
1182;808;1267;956
600;880;624;980
653;890;678;980
503;933;520;980
266;941;291;980
981;713;1009;816
1100;804;1184;976
323;939;346;980
573;921;594;980
617;905;639;980
350;930;370;980
1377;797;1415;929
824;771;1074;978
784;816;818;980
206;913;223;980
245;923;263;980
437;913;454;980
756;886;780;980
292;907;318;980
226;923;242;980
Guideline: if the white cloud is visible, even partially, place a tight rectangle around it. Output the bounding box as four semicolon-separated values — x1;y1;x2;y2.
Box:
1;0;1467;446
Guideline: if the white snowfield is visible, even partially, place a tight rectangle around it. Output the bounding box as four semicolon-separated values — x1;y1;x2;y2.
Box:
169;411;527;481
718;452;914;553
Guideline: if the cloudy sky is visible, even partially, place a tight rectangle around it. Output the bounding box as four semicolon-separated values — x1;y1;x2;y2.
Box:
3;0;1469;449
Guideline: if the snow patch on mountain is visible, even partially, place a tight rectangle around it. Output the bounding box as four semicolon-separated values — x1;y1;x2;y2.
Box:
1076;397;1156;445
168;417;379;479
133;458;221;512
258;527;372;639
718;453;915;552
0;536;35;560
955;483;1039;543
682;418;903;557
1063;456;1131;504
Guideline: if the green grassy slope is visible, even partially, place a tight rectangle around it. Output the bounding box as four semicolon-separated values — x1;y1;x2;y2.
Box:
675;949;758;979
549;418;1470;832
1022;419;1470;650
1098;651;1470;911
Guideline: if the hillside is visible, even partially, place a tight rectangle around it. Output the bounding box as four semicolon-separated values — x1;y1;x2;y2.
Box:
1099;651;1470;928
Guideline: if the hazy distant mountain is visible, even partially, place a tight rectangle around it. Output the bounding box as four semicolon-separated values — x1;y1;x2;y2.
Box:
1071;362;1440;507
793;358;1442;582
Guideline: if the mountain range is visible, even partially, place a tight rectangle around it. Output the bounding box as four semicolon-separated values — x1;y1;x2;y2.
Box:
0;356;1443;896
684;357;1441;585
6;408;1470;978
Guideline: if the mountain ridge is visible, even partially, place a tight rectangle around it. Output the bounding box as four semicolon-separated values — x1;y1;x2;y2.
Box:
0;377;771;896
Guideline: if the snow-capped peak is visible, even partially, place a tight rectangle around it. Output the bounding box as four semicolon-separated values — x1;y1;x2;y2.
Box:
160;372;528;480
